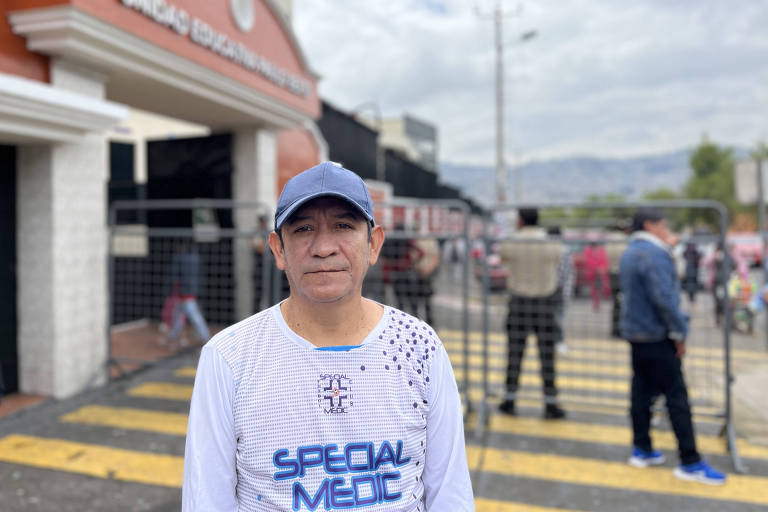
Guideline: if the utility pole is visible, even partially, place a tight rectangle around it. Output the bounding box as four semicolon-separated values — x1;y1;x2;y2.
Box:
476;2;535;206
494;1;506;205
756;157;768;348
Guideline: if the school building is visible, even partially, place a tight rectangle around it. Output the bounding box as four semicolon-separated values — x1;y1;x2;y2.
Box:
0;0;325;398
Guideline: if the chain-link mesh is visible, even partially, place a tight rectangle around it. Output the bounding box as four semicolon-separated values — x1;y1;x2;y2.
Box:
108;200;274;373
107;199;474;412
366;200;473;409
470;201;746;471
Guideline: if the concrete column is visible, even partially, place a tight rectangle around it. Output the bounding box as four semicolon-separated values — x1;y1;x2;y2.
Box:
233;128;276;319
16;59;109;398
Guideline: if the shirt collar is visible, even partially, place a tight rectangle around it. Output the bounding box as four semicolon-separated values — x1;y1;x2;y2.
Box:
630;230;670;251
517;226;547;238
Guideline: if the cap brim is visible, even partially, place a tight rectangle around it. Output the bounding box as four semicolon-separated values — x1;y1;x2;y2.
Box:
274;192;374;230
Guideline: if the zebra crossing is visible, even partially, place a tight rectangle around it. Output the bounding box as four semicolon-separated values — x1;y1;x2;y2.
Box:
0;331;767;511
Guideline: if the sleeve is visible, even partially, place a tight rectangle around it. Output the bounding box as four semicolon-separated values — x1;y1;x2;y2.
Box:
422;344;475;511
182;345;238;512
642;252;688;340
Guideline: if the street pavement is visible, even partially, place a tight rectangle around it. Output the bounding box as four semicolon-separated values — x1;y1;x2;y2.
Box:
1;289;767;511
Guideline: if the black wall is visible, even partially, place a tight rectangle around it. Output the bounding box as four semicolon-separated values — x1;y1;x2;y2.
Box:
317;102;378;180
0;145;17;394
384;149;439;199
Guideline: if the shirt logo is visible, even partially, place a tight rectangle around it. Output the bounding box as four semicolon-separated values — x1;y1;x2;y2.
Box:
317;374;354;414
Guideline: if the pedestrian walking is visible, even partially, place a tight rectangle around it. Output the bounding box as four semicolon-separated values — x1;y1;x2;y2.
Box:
620;207;725;485
182;161;474;511
583;240;611;311
682;241;701;303
162;240;211;347
497;208;566;419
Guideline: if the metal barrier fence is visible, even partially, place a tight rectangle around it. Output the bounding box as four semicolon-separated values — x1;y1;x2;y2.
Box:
108;199;274;374
370;199;473;411
107;198;474;410
472;200;745;471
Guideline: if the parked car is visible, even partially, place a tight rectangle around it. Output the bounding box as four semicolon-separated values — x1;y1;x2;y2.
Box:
727;233;764;268
472;248;508;293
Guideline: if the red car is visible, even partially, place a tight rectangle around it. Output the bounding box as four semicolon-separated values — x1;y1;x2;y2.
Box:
471;246;509;292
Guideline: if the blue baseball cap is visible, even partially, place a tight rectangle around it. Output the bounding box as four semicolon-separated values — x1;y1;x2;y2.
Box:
274;161;375;230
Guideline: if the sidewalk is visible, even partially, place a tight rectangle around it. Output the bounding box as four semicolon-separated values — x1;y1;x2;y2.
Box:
0;320;210;420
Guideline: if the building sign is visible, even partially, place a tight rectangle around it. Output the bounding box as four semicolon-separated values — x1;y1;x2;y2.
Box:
120;0;310;97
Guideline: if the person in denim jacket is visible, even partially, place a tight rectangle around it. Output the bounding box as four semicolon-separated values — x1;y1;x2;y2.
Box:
619;208;726;485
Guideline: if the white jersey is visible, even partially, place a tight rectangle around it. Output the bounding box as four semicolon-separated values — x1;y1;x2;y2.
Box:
182;304;474;511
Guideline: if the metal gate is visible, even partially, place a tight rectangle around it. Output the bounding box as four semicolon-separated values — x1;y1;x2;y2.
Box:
472;200;746;471
106;198;475;412
365;198;473;412
107;199;274;375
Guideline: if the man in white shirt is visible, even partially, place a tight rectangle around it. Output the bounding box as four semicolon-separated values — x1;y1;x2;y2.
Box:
182;161;474;511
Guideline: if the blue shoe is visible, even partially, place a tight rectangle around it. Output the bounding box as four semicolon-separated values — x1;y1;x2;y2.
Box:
673;460;726;485
628;446;665;468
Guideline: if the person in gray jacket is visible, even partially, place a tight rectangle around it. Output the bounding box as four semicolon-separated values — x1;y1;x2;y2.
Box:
620;208;725;485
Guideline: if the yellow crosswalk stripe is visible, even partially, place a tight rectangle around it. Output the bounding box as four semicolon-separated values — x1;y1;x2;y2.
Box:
60;406;188;436
455;369;630;394
126;382;193;401
121;380;721;425
445;349;726;372
0;434;182;488
4;433;762;506
484;415;768;460
468;390;718;417
168;372;722;416
57;402;747;462
457;358;632;377
474;498;589;512
466;446;768;506
506;398;722;426
438;330;767;360
174;365;631;393
174;367;196;378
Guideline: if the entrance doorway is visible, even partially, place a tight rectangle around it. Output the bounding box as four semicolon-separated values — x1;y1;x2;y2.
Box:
0;145;17;394
109;134;237;327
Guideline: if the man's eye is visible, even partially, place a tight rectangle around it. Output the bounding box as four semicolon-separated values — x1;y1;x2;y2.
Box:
294;225;312;233
337;223;354;230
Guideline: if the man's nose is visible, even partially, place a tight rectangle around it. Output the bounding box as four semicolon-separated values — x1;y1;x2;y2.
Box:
310;229;339;257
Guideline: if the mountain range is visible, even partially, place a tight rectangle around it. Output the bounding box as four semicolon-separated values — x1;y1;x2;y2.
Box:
438;148;736;206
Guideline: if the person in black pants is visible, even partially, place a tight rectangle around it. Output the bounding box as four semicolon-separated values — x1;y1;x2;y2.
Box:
620;208;725;484
497;208;566;419
504;294;558;414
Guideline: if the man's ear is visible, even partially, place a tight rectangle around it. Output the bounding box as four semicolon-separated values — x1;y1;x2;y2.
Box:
368;225;385;266
269;231;286;270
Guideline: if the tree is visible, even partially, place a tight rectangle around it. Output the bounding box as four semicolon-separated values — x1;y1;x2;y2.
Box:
685;138;740;229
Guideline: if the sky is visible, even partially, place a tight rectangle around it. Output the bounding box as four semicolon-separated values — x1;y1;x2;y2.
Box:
292;0;768;166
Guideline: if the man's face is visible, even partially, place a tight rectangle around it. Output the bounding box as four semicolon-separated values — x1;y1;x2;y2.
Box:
645;218;675;246
269;197;384;304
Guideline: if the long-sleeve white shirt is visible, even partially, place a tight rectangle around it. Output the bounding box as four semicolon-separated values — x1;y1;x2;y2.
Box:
182;304;474;511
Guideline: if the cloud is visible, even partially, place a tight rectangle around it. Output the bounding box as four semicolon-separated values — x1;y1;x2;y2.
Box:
292;0;768;164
